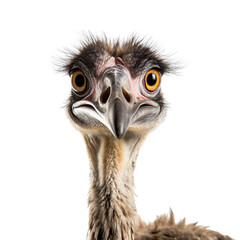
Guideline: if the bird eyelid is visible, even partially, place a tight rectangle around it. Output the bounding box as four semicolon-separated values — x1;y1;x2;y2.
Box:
70;67;86;77
144;66;162;75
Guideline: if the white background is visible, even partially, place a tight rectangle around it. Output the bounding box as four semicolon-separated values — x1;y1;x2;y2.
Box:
0;0;239;239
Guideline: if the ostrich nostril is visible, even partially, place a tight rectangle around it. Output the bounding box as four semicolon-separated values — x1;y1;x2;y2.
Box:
100;87;111;104
122;87;131;103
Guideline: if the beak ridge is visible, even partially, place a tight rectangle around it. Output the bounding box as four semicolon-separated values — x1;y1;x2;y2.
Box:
109;98;129;139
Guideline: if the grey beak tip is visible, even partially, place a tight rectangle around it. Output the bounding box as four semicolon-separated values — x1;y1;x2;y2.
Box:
114;124;125;139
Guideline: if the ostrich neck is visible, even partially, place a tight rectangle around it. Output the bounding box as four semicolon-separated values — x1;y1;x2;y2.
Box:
83;131;146;240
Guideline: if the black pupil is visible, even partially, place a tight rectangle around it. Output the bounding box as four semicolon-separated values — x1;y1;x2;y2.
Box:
75;74;85;87
147;73;157;86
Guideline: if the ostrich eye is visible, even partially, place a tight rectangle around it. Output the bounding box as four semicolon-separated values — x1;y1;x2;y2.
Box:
144;69;161;92
71;71;88;93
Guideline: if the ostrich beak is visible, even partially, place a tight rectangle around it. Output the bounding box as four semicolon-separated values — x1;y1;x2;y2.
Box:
108;98;130;139
101;68;133;139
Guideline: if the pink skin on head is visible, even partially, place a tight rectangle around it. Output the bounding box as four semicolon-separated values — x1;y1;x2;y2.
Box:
96;56;147;102
97;56;116;76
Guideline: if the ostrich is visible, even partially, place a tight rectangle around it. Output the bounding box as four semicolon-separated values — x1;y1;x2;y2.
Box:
61;36;232;240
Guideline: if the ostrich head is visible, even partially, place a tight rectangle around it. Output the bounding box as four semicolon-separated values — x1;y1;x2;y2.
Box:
65;37;171;139
62;36;172;240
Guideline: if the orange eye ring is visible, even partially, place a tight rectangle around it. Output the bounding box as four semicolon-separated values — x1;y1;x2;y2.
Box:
71;71;88;93
144;69;161;92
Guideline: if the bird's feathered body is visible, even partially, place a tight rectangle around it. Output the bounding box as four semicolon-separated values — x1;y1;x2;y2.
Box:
61;35;232;240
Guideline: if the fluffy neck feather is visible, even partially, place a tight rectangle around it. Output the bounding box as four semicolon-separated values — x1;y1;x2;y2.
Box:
83;131;146;240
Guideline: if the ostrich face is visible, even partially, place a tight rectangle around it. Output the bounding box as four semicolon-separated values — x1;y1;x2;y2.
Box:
65;37;170;138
